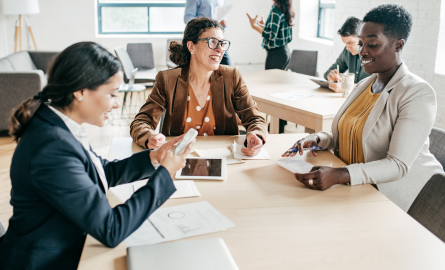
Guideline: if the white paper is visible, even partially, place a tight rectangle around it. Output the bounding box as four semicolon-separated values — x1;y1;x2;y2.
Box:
195;147;244;165
125;201;235;247
110;180;201;202
231;142;270;160
269;91;312;101
271;159;313;174
214;4;233;22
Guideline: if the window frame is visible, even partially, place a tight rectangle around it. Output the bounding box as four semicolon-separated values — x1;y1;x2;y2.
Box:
97;0;186;35
317;0;335;40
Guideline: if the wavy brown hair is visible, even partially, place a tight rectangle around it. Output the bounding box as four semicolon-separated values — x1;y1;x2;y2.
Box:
169;17;223;67
9;42;122;141
273;0;295;26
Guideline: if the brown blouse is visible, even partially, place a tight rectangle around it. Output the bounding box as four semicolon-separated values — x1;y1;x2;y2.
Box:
183;85;216;136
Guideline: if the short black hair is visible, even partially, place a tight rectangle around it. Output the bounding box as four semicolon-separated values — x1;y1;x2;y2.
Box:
338;17;362;37
363;4;413;41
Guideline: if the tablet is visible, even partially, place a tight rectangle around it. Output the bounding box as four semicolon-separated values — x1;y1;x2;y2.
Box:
310;78;330;88
175;157;227;181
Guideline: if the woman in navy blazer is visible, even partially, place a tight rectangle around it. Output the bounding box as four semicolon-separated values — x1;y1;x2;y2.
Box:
0;42;194;270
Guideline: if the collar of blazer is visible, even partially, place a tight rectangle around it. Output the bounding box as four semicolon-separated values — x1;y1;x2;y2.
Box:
170;64;226;135
331;62;410;155
36;103;72;134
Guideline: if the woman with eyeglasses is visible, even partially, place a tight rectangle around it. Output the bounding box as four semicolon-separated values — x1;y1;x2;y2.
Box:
131;17;268;156
247;0;294;133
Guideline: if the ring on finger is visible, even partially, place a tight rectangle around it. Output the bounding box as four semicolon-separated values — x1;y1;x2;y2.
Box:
308;179;313;185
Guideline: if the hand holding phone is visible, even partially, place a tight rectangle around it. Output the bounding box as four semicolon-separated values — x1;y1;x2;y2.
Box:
174;128;198;155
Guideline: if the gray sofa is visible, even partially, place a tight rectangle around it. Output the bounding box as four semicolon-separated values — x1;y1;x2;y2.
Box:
0;51;58;132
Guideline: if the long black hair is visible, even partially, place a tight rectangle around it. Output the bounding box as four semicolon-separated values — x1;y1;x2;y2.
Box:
273;0;295;26
9;42;122;141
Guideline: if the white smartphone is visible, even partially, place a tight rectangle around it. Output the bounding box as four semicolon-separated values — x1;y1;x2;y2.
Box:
174;128;198;155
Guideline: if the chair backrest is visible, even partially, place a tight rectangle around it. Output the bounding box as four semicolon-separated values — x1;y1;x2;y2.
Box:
429;127;445;169
166;39;182;69
114;47;135;83
286;50;318;77
126;43;155;71
408;173;445;242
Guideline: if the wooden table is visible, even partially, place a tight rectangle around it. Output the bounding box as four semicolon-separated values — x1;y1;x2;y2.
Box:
78;134;445;270
243;70;347;134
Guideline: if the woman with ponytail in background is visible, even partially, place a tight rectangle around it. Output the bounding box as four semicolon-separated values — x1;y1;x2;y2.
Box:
0;42;193;270
247;0;294;133
131;17;268;156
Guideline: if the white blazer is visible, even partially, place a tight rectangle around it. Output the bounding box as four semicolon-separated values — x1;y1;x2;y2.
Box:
316;62;443;212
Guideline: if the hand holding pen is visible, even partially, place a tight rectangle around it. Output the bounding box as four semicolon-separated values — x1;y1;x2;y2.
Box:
282;136;322;157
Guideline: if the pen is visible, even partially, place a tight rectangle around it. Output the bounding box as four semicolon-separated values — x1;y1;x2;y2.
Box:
291;146;322;152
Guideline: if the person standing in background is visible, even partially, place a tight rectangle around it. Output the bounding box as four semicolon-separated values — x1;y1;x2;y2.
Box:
184;0;232;66
247;0;294;133
324;17;371;92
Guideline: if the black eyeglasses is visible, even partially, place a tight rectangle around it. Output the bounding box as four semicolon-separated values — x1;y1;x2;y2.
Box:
196;37;231;51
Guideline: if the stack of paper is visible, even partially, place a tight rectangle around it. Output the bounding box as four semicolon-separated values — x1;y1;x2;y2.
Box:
125;201;236;247
194;146;244;165
231;141;270;160
271;159;313;174
110;180;201;202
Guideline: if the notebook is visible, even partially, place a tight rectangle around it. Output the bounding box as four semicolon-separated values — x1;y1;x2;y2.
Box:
127;238;239;270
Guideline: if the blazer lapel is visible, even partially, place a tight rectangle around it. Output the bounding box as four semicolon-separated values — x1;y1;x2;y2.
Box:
35;104;71;133
170;66;189;135
361;62;409;157
211;69;225;135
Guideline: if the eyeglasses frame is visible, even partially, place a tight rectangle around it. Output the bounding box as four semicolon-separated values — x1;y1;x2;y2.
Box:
195;37;231;51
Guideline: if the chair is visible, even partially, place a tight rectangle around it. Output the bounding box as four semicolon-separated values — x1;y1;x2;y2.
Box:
114;47;156;84
166;39;182;69
126;43;155;71
429;127;445;169
286;50;318;77
0;51;58;131
408;173;445;242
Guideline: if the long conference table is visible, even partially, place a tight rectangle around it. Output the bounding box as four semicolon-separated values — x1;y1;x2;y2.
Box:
243;70;346;134
78;134;445;269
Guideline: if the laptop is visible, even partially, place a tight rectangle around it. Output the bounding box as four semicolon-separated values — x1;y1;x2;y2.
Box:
127;238;239;270
310;78;330;88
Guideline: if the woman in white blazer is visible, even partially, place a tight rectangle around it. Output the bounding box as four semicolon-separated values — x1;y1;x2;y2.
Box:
283;4;444;212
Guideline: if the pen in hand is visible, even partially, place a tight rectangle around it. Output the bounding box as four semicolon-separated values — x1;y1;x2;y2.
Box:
291;146;322;152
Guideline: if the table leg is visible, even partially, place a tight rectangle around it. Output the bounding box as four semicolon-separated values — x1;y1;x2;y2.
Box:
269;116;280;134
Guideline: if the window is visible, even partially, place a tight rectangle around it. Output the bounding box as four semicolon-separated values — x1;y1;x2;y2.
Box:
317;0;335;40
97;0;186;35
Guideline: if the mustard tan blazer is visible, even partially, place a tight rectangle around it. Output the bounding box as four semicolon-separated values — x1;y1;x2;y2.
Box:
316;62;443;212
130;65;268;148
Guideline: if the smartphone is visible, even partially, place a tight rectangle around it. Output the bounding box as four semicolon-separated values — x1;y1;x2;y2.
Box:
174;128;198;155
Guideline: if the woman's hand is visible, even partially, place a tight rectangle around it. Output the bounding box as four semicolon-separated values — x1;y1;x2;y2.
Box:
246;13;264;34
219;19;227;27
282;135;320;157
241;133;263;156
149;135;184;166
160;139;195;177
147;133;166;149
294;166;350;191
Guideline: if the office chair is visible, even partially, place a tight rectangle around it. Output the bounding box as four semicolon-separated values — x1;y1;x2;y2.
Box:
286;50;318;77
408;173;445;242
429;127;445;169
127;43;156;72
115;47;156;84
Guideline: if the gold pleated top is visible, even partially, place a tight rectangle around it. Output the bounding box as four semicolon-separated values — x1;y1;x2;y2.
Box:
338;80;380;165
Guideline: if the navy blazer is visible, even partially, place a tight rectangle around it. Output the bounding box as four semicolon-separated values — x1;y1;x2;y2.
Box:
0;104;176;270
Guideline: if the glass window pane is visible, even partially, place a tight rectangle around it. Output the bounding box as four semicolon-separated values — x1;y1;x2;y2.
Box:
319;8;335;39
320;0;336;4
101;7;148;32
149;7;186;32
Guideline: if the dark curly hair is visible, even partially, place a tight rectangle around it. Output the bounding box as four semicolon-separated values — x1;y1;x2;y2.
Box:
273;0;295;26
363;4;413;42
338;16;362;37
169;17;223;67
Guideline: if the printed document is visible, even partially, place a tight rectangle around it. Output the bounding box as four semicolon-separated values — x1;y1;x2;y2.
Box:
195;146;244;165
214;4;233;22
125;201;235;247
231;142;270;160
272;159;313;174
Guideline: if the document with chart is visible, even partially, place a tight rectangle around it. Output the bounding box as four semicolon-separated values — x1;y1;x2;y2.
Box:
125;201;235;247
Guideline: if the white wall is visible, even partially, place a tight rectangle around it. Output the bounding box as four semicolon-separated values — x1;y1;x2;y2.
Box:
2;0;445;128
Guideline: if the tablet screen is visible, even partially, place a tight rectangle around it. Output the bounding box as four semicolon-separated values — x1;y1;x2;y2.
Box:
180;159;222;177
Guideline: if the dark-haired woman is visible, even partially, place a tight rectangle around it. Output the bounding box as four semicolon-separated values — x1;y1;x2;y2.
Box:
247;0;294;133
282;5;443;212
131;17;267;156
0;42;194;270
